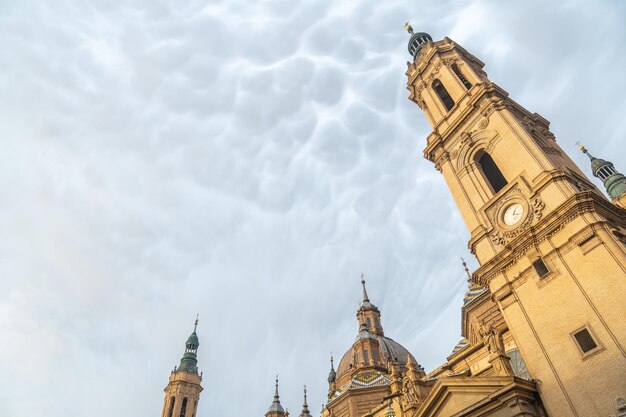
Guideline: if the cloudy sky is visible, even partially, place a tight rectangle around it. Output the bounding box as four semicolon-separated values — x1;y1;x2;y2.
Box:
1;1;625;416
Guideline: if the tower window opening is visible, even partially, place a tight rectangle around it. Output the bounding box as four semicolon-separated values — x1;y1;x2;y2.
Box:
477;152;508;193
366;318;372;329
432;79;455;111
573;328;598;354
180;398;188;417
193;400;198;417
532;258;549;277
597;166;615;180
167;397;175;417
363;349;370;365
451;63;472;89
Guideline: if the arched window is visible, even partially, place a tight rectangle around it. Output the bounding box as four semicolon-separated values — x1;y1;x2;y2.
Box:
432;79;455;111
180;398;188;417
477;152;508;193
507;349;531;380
167;397;175;417
451;63;472;89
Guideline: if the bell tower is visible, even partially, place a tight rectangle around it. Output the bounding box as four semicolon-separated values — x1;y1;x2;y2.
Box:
405;25;626;417
161;318;203;417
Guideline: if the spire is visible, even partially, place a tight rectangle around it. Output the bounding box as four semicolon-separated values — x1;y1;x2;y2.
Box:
578;144;626;201
461;258;486;305
177;317;200;374
579;144;596;161
361;273;369;303
299;385;312;417
358;274;379;313
267;376;285;414
461;258;472;289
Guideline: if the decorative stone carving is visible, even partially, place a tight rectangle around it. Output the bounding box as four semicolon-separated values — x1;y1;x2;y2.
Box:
479;322;505;355
609;396;626;417
460;131;473;147
478;117;489;130
434;152;450;173
480;322;514;377
532;197;545;221
402;378;420;406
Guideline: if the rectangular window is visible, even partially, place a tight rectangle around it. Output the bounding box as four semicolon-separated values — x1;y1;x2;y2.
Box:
532;258;549;277
573;328;598;353
363;350;370;365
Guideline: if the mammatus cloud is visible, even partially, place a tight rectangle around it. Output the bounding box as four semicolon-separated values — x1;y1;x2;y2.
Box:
0;1;624;416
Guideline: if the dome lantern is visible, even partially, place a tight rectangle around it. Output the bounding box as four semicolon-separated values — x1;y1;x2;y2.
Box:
405;22;432;58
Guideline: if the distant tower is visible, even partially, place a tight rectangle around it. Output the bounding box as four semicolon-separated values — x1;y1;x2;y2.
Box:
326;355;336;399
580;145;626;208
266;377;286;417
405;26;626;417
298;386;312;417
161;318;203;417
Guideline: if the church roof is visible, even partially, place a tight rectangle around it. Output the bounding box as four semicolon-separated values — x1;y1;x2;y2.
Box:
266;378;285;414
336;333;417;378
329;370;392;402
449;338;469;356
463;283;487;305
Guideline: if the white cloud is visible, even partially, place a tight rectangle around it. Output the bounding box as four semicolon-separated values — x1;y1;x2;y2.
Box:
0;1;625;417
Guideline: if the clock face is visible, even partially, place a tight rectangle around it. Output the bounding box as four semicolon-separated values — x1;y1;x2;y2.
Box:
503;203;524;226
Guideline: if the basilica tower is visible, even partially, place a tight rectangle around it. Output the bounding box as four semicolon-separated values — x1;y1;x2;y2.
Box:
161;319;203;417
405;25;626;417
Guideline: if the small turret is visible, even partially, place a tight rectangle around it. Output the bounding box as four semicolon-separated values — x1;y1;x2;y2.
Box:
299;386;313;417
327;354;337;399
266;377;286;417
327;354;336;383
177;316;200;374
579;145;626;208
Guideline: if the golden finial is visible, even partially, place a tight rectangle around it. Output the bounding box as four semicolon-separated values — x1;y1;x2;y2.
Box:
405;22;414;35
